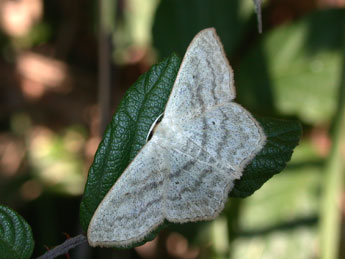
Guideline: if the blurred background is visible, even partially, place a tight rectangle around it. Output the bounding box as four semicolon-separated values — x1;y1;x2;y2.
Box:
0;0;344;258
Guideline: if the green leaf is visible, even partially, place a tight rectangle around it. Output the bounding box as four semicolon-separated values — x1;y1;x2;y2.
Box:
80;54;302;247
230;117;302;198
152;0;255;58
79;54;182;231
236;9;345;124
0;205;34;259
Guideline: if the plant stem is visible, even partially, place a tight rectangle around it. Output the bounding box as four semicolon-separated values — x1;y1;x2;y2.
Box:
319;46;345;259
36;234;87;259
98;0;116;134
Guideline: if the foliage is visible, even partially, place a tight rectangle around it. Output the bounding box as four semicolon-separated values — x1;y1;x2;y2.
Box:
0;0;343;258
152;0;254;58
0;205;34;259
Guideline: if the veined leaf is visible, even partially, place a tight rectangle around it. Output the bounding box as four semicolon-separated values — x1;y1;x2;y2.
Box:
230;117;302;197
80;53;301;245
0;205;34;259
80;54;182;231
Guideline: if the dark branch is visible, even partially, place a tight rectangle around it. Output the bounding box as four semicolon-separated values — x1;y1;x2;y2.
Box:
36;234;88;259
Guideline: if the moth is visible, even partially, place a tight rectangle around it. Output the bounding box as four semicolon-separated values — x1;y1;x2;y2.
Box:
88;28;266;247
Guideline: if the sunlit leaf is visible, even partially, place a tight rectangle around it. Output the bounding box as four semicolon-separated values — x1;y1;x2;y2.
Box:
236;9;345;123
